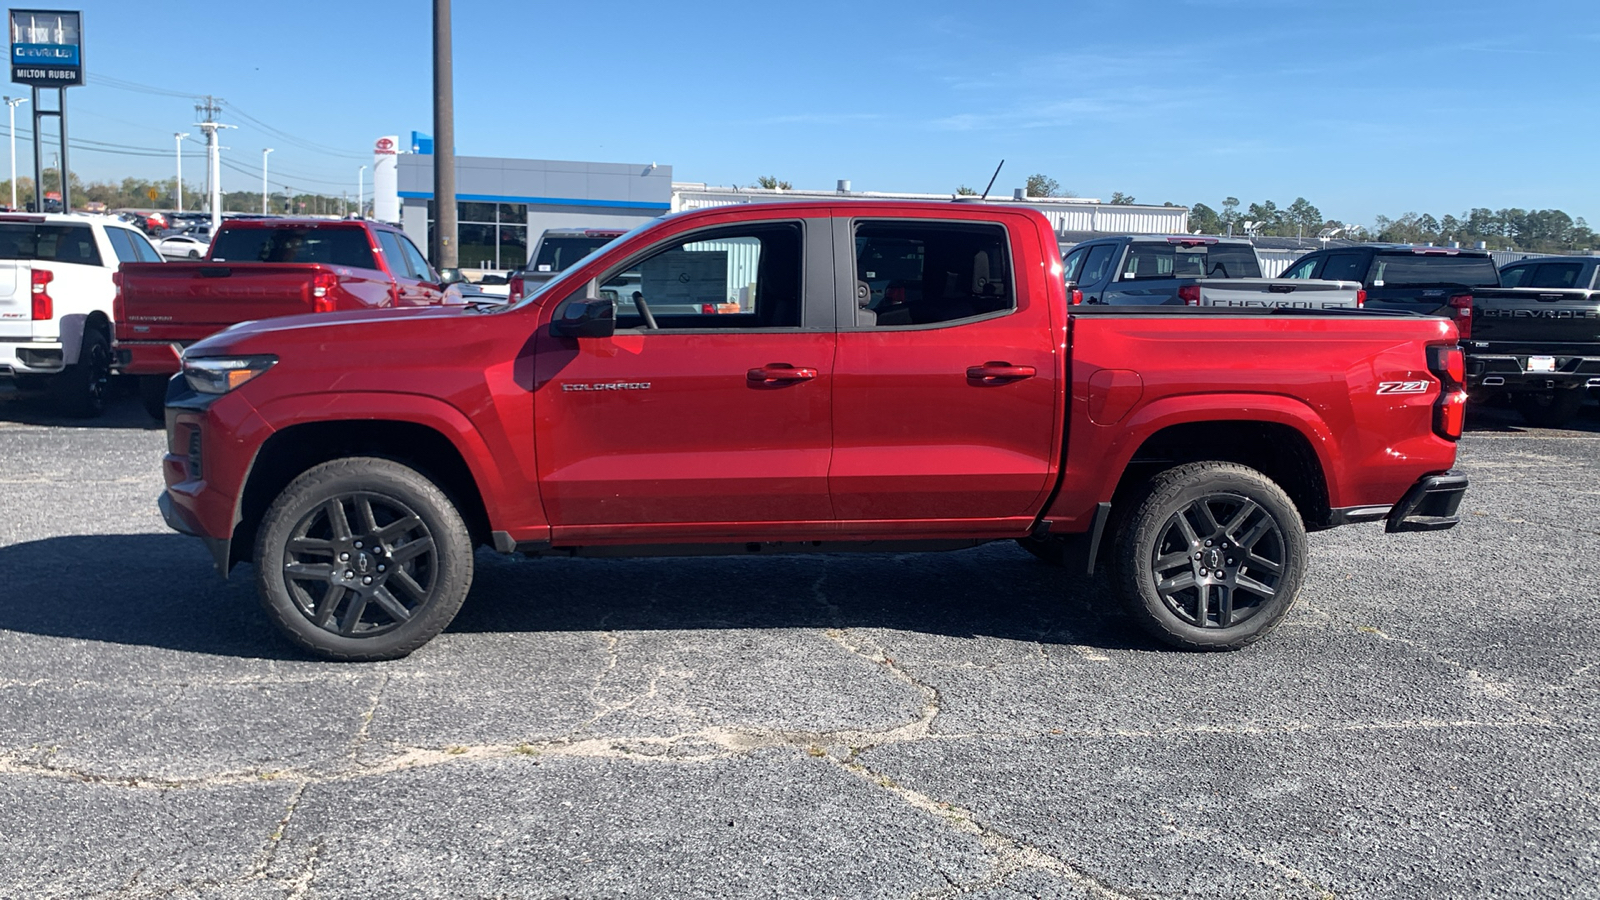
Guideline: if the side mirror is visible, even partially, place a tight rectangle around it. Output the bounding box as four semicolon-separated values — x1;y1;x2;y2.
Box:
437;267;466;286
550;297;615;339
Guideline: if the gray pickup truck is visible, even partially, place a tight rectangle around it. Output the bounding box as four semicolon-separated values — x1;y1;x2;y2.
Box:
1062;235;1362;309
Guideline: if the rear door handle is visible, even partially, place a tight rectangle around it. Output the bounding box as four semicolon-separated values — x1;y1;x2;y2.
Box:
748;363;818;384
967;362;1036;384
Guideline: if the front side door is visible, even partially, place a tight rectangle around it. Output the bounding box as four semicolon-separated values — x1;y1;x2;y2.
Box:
533;217;836;540
830;214;1059;530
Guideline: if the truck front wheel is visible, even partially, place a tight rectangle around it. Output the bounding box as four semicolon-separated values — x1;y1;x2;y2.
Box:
1514;389;1586;428
1111;462;1306;651
254;457;474;661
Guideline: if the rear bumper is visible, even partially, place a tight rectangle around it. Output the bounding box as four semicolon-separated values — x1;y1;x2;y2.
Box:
0;339;68;376
1465;353;1600;392
115;340;185;376
1385;471;1468;533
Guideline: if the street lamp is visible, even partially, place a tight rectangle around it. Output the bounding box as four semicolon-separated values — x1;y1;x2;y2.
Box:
357;165;366;219
261;148;273;214
6;97;29;211
173;133;189;212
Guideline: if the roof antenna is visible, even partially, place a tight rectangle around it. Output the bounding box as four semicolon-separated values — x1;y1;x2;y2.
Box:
978;159;1005;201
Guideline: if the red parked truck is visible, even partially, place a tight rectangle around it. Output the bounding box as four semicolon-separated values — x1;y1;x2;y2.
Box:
156;201;1469;660
114;218;451;418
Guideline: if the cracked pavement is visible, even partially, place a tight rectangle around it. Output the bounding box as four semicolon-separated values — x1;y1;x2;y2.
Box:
1;393;1597;898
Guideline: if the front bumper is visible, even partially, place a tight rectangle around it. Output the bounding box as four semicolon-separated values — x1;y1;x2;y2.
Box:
159;489;231;574
1465;353;1600;392
1385;471;1468;533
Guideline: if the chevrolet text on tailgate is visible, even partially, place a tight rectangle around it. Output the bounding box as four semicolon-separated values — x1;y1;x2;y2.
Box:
158;202;1469;660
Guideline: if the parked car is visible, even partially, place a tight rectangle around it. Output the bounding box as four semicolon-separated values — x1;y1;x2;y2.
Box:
1283;245;1600;426
506;227;628;303
115;218;450;418
156;233;211;260
1062;235;1363;308
157;201;1468;660
0;212;165;416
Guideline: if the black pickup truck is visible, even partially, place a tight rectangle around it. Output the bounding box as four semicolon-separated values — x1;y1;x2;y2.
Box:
1284;245;1600;427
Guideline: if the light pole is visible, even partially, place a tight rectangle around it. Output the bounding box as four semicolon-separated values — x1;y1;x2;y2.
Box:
357;165;366;218
261;148;273;214
6;97;27;211
173;133;189;212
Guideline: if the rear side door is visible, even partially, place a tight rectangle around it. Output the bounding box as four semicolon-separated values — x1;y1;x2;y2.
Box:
830;213;1058;529
533;216;836;538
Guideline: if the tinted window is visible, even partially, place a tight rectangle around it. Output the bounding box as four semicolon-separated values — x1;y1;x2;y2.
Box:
129;231;164;263
398;237;434;282
855;221;1012;327
1119;241;1261;280
1060;246;1090;283
1370;254;1499;287
534;236;616;274
0;223;103;266
209;226;378;269
591;222;803;329
104;227;137;263
1529;263;1583;289
1282;257;1321;279
1320;253;1366;281
1081;245;1117;286
1499;264;1530;287
375;231;409;277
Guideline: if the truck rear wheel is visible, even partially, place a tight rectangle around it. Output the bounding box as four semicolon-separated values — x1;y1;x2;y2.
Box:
138;375;170;421
1111;462;1305;651
1514;390;1585;428
254;457;474;661
55;328;111;418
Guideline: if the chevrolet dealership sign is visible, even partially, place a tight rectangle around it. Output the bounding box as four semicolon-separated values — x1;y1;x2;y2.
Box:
10;9;82;87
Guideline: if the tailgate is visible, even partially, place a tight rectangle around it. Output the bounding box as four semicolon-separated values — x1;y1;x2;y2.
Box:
0;261;26;339
1198;278;1362;309
118;262;322;342
1472;288;1600;347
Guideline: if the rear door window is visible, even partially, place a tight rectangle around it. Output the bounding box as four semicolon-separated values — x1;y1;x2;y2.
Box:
1529;263;1584;289
1319;253;1366;282
853;221;1013;327
210;226;379;269
0;223;103;266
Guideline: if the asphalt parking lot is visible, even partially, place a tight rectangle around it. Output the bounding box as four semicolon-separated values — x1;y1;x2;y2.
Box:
1;391;1597;899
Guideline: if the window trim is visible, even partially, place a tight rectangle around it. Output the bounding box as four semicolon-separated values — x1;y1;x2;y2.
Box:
559;218;821;334
839;216;1022;333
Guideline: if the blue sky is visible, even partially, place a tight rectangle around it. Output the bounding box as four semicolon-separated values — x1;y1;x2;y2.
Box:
32;0;1600;226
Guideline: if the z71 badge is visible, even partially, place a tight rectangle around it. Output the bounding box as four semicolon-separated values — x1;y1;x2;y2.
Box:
1377;380;1430;395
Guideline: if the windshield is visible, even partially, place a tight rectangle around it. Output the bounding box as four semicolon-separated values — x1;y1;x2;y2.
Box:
507;219;661;312
1120;241;1261;280
1372;254;1499;288
531;236;617;274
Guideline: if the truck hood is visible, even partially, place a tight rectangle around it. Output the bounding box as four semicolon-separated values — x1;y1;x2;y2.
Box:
186;303;483;357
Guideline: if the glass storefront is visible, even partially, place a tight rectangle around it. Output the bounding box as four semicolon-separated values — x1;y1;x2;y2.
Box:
426;201;529;270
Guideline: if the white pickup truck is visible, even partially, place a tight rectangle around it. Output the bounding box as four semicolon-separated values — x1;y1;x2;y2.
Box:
0;213;166;417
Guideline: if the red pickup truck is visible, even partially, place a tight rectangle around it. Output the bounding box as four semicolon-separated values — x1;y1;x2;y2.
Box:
114;218;449;417
156;201;1469;660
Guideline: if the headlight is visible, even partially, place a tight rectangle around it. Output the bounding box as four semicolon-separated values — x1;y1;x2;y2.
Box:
182;355;277;394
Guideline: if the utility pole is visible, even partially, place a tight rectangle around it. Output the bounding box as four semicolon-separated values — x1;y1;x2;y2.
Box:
194;96;234;234
174;133;189;212
433;0;457;268
357;165;366;218
5;97;26;210
261;148;273;214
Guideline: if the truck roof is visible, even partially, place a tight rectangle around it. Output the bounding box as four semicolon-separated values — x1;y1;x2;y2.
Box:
213;217;405;233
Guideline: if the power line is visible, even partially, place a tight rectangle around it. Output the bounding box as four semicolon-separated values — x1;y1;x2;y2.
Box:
220;101;366;160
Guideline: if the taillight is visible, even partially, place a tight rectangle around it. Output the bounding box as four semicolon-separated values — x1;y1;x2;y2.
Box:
1426;342;1467;441
1355;289;1366;308
1177;284;1201;306
311;272;339;314
508;274;524;304
30;268;53;320
1434;390;1467;441
1070;288;1083;306
112;270;124;329
1447;293;1472;340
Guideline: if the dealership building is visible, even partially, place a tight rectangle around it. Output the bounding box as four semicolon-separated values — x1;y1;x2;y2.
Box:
390;151;1191;270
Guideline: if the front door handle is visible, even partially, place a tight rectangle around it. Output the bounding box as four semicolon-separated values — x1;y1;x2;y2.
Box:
748;363;818;385
967;362;1036;384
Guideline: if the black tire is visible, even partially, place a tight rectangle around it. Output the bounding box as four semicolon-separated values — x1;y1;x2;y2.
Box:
1514;390;1585;428
254;457;474;661
188;249;200;259
54;328;111;418
1110;461;1306;651
1016;535;1067;566
138;375;169;421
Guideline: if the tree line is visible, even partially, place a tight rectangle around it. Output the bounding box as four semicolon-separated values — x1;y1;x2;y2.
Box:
1;169;357;217
1184;197;1592;254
